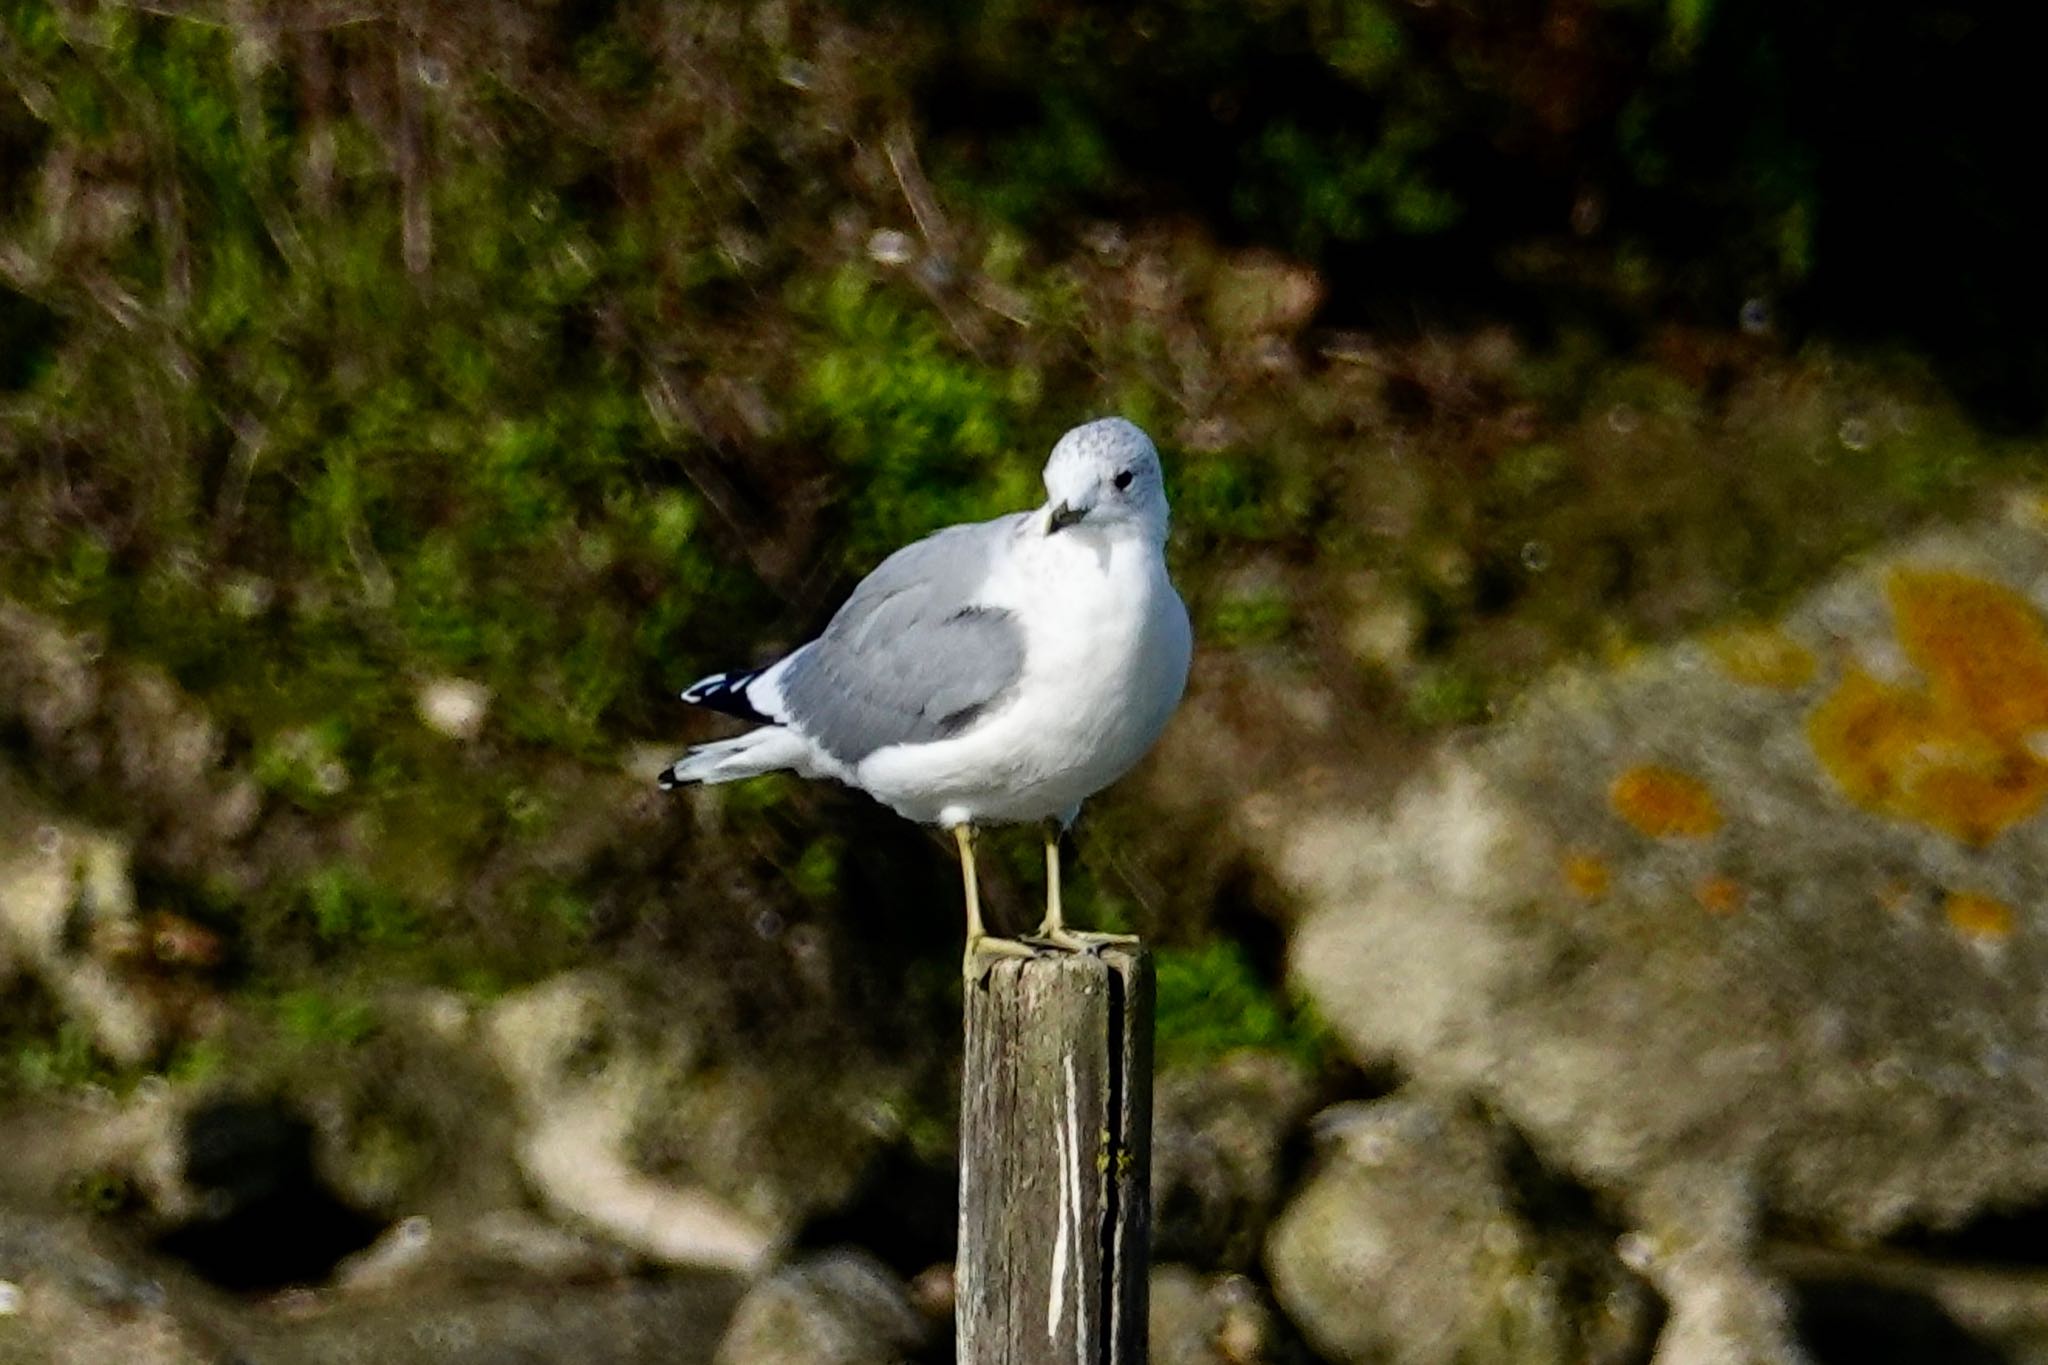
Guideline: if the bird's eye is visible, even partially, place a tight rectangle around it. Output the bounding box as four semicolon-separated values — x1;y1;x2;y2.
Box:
1113;469;1134;491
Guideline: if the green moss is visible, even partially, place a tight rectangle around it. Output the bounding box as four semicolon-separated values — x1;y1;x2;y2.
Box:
971;95;1123;226
789;835;846;903
523;879;598;940
1154;941;1331;1069
297;866;421;952
274;989;380;1048
166;1038;228;1086
254;718;354;809
1206;588;1294;646
11;1020;118;1094
797;267;1040;563
1405;663;1492;729
1241;118;1458;253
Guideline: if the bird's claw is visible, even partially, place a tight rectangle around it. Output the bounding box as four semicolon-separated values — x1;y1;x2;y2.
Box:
1028;927;1140;954
963;934;1042;982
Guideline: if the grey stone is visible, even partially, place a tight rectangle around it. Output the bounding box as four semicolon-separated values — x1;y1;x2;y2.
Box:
1150;1264;1287;1365
714;1249;930;1365
1152;1052;1315;1270
1265;1095;1657;1365
1;769;156;1065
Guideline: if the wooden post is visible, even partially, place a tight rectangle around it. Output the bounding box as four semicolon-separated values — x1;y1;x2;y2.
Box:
957;948;1154;1364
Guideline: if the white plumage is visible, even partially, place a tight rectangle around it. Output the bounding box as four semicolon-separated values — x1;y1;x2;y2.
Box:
663;417;1192;965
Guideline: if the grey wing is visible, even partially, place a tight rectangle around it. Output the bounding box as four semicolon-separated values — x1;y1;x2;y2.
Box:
775;516;1029;764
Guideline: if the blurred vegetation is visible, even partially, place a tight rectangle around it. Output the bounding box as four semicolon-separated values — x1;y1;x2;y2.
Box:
2;0;2046;1080
1154;940;1332;1069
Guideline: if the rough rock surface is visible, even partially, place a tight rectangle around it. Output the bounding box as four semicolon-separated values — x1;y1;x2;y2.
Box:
1152;1053;1316;1270
0;1202;740;1365
0;1209;207;1365
713;1248;931;1365
1278;508;2048;1362
1265;1095;1658;1365
1150;1263;1293;1365
485;971;900;1273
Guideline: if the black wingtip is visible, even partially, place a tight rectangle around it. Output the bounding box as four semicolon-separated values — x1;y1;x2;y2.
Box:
680;667;771;723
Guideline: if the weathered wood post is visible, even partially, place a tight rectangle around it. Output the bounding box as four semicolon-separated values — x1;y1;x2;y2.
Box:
957;948;1154;1364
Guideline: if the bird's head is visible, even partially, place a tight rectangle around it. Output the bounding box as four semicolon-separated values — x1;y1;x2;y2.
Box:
1040;417;1168;541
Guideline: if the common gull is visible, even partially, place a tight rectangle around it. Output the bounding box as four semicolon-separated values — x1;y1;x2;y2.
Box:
661;417;1192;972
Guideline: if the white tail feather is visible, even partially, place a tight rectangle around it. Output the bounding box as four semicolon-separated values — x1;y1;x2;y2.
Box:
659;728;809;788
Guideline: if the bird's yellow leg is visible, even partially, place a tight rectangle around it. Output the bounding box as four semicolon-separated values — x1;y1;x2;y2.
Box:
1033;821;1138;952
957;823;1035;979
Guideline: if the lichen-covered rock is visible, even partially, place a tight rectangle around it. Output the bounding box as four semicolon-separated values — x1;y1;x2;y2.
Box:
1265;1095;1658;1365
1152;1053;1316;1270
1277;508;2048;1359
713;1249;930;1365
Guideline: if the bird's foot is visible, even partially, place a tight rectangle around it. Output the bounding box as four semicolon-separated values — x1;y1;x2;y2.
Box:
963;934;1042;982
1029;926;1141;954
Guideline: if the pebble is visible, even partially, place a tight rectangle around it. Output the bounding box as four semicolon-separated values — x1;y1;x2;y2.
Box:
416;677;491;741
865;229;916;266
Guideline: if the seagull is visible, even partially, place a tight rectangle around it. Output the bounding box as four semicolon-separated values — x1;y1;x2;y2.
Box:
660;417;1192;973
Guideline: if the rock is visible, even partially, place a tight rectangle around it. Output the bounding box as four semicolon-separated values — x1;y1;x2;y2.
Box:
1629;1173;1803;1365
0;1270;202;1365
1264;1095;1657;1365
1276;511;2048;1361
1150;1264;1286;1365
1771;1242;2048;1365
713;1249;930;1365
333;1215;435;1293
484;971;904;1276
0;598;259;872
413;677;491;740
4;1144;740;1365
0;771;157;1065
1152;1052;1315;1269
0;1208;206;1365
254;1275;741;1365
485;974;779;1273
1340;571;1424;674
462;1209;633;1282
866;228;916;267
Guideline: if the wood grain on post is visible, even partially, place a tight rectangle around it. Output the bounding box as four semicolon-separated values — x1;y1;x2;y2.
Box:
958;948;1154;1365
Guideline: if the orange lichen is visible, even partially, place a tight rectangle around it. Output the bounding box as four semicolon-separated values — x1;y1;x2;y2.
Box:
1706;626;1818;690
1893;570;2048;737
1694;875;1746;915
1562;851;1611;901
1943;891;2018;942
1609;765;1723;838
1807;570;2048;845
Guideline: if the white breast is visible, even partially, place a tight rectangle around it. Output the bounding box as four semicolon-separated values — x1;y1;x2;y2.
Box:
853;522;1192;827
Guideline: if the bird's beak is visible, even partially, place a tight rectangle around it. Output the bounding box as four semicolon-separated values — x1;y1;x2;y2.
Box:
1046;501;1086;534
